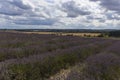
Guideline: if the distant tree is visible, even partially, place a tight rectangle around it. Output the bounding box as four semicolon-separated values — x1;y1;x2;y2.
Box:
109;30;120;37
97;33;109;38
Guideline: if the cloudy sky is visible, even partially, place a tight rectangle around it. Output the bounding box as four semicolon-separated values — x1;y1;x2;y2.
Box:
0;0;120;29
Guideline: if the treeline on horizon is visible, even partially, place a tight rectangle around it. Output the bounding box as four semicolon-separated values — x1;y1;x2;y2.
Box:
0;29;120;37
108;30;120;37
0;29;115;33
98;30;120;37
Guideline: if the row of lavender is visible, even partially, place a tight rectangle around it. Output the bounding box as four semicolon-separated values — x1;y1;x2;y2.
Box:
0;31;106;62
0;31;119;80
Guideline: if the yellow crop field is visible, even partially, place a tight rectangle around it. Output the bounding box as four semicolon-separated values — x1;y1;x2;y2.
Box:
21;32;101;37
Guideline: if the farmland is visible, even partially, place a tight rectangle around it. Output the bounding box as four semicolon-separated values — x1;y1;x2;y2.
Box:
5;30;101;37
21;32;101;37
0;31;120;80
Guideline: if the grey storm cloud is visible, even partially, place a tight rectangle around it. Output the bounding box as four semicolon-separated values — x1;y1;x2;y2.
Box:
90;0;120;13
106;13;120;20
0;0;33;16
62;1;91;17
0;0;56;26
87;15;106;22
13;18;58;25
9;0;33;10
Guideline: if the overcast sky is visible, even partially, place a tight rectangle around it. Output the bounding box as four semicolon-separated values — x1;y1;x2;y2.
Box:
0;0;120;29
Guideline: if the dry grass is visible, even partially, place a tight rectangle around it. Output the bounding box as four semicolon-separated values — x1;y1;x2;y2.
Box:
49;69;71;80
18;31;101;37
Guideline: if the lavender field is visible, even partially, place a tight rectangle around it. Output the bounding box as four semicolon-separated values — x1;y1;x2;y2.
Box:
0;31;119;80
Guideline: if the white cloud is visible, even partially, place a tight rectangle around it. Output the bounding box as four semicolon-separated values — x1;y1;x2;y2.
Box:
0;0;119;29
